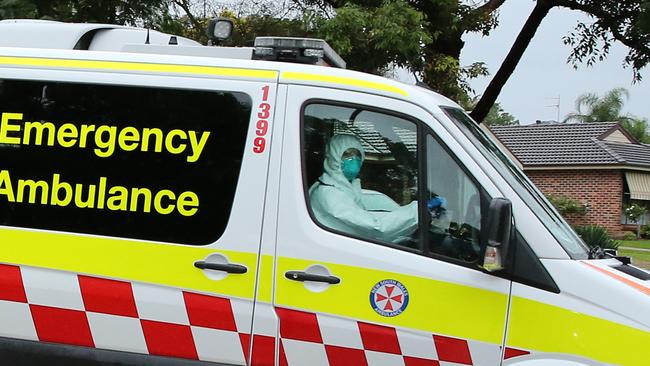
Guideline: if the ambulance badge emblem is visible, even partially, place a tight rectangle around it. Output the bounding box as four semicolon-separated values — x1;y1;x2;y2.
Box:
369;279;409;317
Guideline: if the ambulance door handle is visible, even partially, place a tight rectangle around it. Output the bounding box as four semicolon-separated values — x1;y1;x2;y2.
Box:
285;271;340;284
194;261;248;274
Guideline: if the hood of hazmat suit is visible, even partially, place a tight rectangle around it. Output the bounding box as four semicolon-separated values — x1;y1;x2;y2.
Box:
308;134;418;243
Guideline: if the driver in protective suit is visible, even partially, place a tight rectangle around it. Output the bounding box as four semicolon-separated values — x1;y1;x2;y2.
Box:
309;134;445;243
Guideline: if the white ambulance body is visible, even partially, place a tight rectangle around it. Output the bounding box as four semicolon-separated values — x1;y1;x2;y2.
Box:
0;20;647;366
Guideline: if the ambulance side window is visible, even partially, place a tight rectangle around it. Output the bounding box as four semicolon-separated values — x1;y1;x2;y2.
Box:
0;79;252;245
303;103;420;249
426;134;485;263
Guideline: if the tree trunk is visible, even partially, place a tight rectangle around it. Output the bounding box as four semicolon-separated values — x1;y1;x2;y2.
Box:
470;0;553;123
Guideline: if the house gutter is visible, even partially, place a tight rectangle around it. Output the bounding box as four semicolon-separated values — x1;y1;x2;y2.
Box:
523;165;650;172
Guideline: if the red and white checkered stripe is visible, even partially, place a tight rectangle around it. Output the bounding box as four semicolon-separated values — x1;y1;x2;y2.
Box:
503;347;532;362
276;308;531;366
0;263;532;366
0;263;260;364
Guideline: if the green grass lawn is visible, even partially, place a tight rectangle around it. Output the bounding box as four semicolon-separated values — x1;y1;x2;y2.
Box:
618;240;650;250
618;248;650;270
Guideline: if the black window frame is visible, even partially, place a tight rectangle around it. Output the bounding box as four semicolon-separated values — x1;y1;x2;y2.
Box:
421;130;492;269
0;78;252;246
300;99;424;255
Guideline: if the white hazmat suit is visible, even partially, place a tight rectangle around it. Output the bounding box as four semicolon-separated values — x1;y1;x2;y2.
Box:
309;134;419;243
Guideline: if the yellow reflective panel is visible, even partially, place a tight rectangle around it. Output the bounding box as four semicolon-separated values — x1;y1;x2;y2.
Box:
281;71;409;97
507;296;650;366
275;257;508;344
0;228;257;299
0;56;278;80
256;255;275;303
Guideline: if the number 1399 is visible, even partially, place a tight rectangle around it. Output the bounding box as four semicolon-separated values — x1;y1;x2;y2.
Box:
253;85;271;154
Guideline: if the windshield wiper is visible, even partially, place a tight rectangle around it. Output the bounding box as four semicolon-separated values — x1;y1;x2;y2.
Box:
588;246;632;264
588;246;605;259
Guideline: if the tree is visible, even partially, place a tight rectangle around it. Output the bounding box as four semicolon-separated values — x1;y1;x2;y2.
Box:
7;0;648;127
461;98;519;126
561;0;650;82
483;103;520;126
165;0;434;77
0;0;170;26
313;0;431;75
625;203;648;238
298;0;649;122
471;0;553;123
0;0;36;19
641;1;650;32
621;118;650;143
295;0;506;101
158;11;316;47
472;0;650;123
563;88;650;142
564;88;632;123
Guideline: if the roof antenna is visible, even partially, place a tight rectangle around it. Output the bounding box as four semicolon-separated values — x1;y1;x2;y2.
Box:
145;28;150;45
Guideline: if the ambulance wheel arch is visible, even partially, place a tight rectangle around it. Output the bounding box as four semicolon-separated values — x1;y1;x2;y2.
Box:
0;65;278;365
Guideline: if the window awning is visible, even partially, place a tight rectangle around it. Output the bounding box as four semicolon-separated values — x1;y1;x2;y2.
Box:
625;172;650;201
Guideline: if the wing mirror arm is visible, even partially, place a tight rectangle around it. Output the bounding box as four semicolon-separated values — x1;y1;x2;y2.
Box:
483;198;513;272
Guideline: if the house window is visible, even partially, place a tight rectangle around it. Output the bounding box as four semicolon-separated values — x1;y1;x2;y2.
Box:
622;172;650;225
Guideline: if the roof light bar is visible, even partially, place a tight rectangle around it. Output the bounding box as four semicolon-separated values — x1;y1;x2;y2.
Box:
207;18;234;46
253;37;346;69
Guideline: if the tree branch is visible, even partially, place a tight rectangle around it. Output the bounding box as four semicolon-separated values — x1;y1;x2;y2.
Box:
470;0;553;123
552;0;650;60
172;0;202;32
473;0;507;15
291;0;337;16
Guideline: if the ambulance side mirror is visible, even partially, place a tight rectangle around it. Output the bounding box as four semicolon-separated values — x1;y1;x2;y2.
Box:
482;198;512;272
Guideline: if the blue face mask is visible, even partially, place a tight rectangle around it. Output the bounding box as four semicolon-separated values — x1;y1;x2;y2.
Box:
341;156;362;181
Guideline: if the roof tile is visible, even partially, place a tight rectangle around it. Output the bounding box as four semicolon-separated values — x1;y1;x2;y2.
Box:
490;122;650;167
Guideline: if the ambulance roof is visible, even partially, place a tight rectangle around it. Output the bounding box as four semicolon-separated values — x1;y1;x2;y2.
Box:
0;19;459;111
0;19;200;50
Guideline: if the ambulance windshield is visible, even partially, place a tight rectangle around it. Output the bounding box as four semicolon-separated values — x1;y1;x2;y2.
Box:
440;107;589;260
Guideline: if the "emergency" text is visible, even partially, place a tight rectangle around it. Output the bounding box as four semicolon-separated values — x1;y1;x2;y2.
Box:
0;112;210;162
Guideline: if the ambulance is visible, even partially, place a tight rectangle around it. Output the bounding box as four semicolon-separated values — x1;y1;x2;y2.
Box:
0;19;647;366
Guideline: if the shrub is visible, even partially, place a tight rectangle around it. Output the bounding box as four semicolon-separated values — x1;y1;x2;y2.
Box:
546;195;586;216
624;203;648;238
574;225;620;250
624;203;648;223
622;231;637;241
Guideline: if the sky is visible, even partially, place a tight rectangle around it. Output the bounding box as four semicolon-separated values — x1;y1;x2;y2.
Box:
458;1;649;124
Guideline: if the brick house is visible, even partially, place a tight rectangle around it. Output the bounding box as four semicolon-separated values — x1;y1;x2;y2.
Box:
489;122;650;237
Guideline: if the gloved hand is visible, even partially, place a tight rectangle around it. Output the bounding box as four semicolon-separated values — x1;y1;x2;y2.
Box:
427;196;447;219
427;196;447;211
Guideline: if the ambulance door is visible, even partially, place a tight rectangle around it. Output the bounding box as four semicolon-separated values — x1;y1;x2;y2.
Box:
0;64;276;365
273;85;512;366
